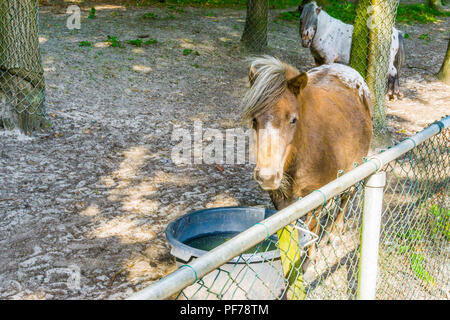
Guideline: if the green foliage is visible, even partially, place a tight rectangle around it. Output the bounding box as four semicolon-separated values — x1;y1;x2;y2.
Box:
429;205;449;240
410;253;435;285
142;11;176;20
127;39;143;47
396;229;424;242
276;1;450;25
323;0;356;24
79;40;92;47
143;12;158;19
392;204;448;287
142;0;298;9
88;7;96;19
167;5;186;13
106;36;123;48
144;38;158;45
277;10;299;22
126;38;159;47
418;33;431;43
183;48;193;55
396;3;450;24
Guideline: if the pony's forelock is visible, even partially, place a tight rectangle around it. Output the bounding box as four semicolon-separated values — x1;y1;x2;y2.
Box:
241;56;289;124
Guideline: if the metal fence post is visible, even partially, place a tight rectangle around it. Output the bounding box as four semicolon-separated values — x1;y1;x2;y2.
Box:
357;171;386;300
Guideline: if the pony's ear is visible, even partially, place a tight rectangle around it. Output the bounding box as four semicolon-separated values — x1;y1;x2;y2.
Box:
287;72;308;95
316;7;321;15
248;66;259;86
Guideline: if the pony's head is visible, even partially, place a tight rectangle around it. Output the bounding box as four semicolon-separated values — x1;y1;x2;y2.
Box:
298;1;322;48
242;56;307;191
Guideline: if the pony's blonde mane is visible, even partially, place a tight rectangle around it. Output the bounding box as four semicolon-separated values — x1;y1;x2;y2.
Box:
241;56;292;123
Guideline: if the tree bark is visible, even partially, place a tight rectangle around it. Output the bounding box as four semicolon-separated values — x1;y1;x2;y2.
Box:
0;0;46;134
350;0;398;142
241;0;268;52
436;38;450;84
427;0;444;11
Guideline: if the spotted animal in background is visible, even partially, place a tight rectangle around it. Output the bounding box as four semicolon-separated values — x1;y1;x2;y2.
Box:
299;1;406;100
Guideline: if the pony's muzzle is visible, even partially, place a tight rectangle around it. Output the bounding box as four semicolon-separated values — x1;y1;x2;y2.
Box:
254;168;282;190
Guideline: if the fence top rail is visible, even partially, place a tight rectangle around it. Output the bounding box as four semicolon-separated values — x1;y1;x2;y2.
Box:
127;115;449;300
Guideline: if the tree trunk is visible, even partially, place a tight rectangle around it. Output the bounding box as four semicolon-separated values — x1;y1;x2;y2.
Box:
349;0;370;79
436;38;450;84
427;0;444;11
350;0;398;143
241;0;268;52
0;0;46;134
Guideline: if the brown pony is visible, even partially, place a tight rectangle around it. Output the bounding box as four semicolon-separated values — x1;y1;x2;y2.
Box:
242;56;373;266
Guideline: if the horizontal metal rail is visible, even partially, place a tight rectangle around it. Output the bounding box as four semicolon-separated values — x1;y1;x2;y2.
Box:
128;115;449;300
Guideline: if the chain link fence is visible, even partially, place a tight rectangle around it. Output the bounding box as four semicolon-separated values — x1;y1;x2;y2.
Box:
130;118;449;300
0;0;46;134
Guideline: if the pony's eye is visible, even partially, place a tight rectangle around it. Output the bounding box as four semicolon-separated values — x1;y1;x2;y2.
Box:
291;117;297;124
252;118;257;128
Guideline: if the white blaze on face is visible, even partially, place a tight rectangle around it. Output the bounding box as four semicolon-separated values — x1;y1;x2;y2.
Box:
256;123;284;179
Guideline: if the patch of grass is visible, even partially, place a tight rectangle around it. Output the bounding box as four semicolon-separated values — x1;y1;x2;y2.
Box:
143;12;158;19
396;3;450;24
276;0;355;23
88;7;96;19
138;0;298;9
183;48;193;55
418;33;431;43
143;11;176;20
277;10;299;22
106;36;123;48
167;5;186;13
79;40;92;47
277;1;450;26
127;39;143;47
144;38;158;45
324;0;356;24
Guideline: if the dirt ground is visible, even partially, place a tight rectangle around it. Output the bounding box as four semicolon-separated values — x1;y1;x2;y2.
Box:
0;3;449;299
